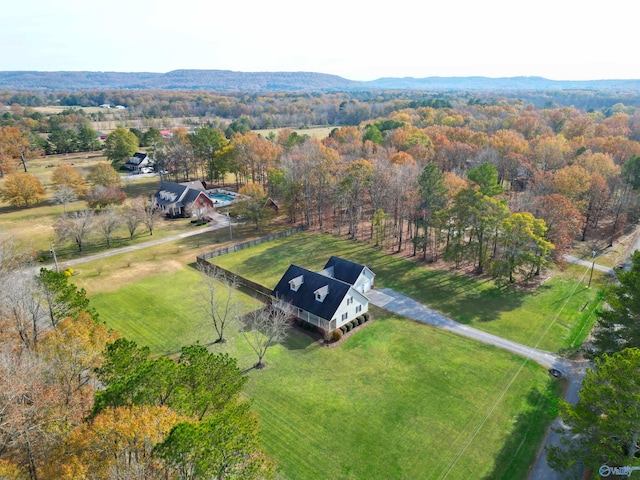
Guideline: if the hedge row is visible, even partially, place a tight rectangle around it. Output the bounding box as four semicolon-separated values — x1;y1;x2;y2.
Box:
338;313;371;335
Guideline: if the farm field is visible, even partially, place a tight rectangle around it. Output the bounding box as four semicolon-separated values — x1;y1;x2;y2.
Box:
211;232;605;353
86;264;556;480
253;126;334;139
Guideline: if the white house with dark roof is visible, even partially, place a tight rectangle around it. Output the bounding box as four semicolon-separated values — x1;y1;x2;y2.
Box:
125;152;151;172
153;181;213;217
272;258;373;332
321;256;375;293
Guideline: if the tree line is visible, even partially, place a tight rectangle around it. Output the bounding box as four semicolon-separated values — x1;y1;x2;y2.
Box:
6;95;640;282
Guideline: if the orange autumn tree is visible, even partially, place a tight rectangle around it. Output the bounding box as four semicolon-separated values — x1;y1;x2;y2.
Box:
51;164;87;196
0;126;33;176
44;405;185;480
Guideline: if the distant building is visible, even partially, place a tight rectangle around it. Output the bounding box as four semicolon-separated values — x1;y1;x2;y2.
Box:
153;181;213;217
124;152;151;172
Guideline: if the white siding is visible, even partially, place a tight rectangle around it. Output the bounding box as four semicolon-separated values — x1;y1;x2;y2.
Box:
353;268;375;293
334;288;369;328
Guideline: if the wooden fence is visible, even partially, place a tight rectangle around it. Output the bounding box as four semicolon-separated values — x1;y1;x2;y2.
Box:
196;226;306;261
195;226;307;300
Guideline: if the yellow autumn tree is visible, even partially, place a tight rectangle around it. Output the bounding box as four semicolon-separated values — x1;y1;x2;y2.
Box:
0;172;45;207
43;405;186;480
51;164;87;195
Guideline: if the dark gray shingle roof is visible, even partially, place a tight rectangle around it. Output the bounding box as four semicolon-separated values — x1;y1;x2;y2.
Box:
154;182;188;207
125;152;149;166
323;256;368;286
272;265;353;321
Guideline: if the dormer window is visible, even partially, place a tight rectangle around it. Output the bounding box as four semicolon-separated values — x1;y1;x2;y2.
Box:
289;275;304;292
314;285;329;302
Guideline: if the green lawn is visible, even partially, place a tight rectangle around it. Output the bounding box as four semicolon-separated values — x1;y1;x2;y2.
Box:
247;315;553;480
89;266;554;480
89;267;260;355
212;232;603;353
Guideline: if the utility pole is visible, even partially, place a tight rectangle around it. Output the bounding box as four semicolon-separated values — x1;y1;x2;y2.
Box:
50;243;59;273
227;212;232;240
588;249;597;288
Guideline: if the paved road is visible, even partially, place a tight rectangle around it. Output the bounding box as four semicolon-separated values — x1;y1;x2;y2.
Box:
565;254;615;274
527;369;587;480
52;212;234;269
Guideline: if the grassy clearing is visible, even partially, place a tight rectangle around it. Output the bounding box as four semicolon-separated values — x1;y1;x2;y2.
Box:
247;315;552;480
88;265;554;480
89;267;261;354
253;126;334;139
212;232;605;353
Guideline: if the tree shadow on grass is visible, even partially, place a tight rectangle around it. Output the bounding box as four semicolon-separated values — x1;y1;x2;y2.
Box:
481;379;561;480
281;326;318;351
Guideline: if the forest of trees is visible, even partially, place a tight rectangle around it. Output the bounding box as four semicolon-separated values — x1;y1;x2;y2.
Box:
4;89;640;283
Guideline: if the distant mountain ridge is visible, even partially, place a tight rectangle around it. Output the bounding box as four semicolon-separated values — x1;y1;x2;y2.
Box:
1;69;640;91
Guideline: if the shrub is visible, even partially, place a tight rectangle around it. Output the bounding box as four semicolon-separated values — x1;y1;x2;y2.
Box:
345;323;352;332
357;316;364;325
350;319;358;329
340;325;347;334
332;329;343;341
363;312;370;322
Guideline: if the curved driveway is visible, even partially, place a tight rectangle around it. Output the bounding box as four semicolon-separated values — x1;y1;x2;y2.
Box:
366;288;578;372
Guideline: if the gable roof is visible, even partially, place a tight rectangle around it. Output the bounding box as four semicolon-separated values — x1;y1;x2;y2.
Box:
183;189;209;205
322;256;373;285
126;152;149;164
179;180;206;191
154;181;189;208
272;265;358;321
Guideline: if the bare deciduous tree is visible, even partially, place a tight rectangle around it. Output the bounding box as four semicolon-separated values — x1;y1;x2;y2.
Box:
0;272;46;352
51;184;77;213
122;197;145;240
97;206;123;248
0;233;33;275
198;266;239;344
241;303;291;369
142;202;163;236
53;210;95;252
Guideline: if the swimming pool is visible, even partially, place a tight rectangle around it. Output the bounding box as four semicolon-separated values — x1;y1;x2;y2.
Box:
208;193;235;202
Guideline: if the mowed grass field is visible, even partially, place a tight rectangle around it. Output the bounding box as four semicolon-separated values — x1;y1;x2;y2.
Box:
82;231;569;479
88;266;555;480
212;232;604;353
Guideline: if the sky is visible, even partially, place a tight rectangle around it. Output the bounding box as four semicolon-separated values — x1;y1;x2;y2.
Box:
1;0;638;81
